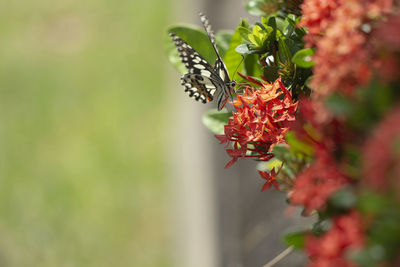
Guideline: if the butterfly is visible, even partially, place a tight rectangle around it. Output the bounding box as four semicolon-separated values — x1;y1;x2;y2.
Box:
170;13;236;111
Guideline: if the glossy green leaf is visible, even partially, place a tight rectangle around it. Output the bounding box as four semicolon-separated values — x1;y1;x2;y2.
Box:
202;109;231;135
224;22;246;80
284;232;305;249
238;26;252;42
292;48;315;68
244;54;263;77
278;36;293;63
216;30;234;58
235;44;251;54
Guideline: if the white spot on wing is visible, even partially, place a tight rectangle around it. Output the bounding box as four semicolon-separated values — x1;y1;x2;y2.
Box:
194;64;206;69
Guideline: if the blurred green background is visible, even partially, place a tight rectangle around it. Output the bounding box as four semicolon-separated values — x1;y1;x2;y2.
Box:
0;0;172;266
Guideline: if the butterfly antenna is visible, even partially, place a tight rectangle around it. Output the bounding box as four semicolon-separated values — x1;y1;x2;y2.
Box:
232;55;246;81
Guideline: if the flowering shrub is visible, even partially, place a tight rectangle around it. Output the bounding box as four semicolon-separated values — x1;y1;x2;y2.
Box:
166;0;400;266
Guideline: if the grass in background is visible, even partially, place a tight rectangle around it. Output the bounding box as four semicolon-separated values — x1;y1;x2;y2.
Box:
0;1;171;266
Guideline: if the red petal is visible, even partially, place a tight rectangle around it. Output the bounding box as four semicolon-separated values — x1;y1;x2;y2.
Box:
261;182;272;192
224;158;237;168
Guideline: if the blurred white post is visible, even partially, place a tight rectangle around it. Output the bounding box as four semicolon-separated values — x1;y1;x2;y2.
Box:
166;1;219;267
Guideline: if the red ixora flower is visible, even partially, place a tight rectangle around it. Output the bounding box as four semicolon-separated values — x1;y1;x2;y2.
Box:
289;148;349;214
305;211;365;267
215;74;297;169
363;104;400;191
259;164;282;191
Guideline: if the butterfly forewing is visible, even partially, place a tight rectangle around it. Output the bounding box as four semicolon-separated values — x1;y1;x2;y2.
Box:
170;32;224;103
200;13;231;82
170;33;218;80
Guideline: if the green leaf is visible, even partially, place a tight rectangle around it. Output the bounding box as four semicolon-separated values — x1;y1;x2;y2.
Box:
257;158;283;172
311;219;332;236
266;16;277;44
238;26;252;42
250;25;268;48
224;22;246;80
215;30;233;58
284;232;305;249
244;54;263;77
329;188;356;209
255;22;267;32
286;132;314;156
292;48;315;68
263;65;280;83
166;25;217;74
357;191;390;215
304;75;313;88
235;44;251;54
277;36;293;64
276;16;288;33
202;109;231;135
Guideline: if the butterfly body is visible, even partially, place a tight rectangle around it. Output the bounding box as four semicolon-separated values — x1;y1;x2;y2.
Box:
170;14;235;110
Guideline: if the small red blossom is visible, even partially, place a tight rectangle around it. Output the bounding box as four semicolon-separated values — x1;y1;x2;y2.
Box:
363;104;400;191
259;165;282;191
216;75;297;169
306;211;365;267
289;148;349;213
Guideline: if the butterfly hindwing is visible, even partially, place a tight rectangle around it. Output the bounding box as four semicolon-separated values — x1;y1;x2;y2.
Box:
181;73;223;103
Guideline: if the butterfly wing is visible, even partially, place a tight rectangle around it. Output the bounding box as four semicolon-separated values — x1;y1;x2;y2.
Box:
199;13;231;83
181;73;224;104
170;32;220;81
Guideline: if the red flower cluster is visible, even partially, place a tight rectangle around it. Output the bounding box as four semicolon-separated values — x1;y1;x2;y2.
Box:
289;148;349;213
373;12;400;83
216;75;297;169
299;0;340;47
363;104;400;191
300;0;393;97
305;211;365;267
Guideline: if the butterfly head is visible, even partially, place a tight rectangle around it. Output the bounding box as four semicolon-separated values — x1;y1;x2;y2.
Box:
229;80;237;93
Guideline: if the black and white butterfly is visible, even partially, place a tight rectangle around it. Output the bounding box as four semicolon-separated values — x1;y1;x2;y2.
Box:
170;13;236;110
